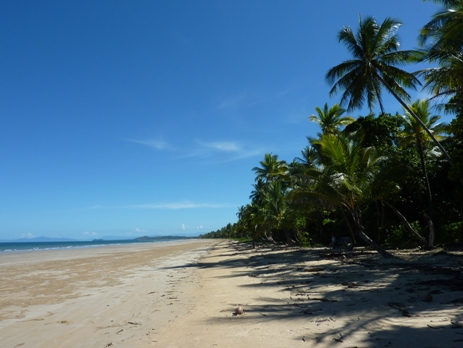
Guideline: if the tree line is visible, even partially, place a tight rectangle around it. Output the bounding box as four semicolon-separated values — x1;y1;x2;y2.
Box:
200;0;463;257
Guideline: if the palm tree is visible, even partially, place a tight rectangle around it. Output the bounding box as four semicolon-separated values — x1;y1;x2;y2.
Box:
416;57;463;114
326;15;450;160
236;203;267;248
293;132;394;257
308;103;355;134
250;166;297;245
249;178;267;205
252;153;289;184
418;0;463;114
420;0;463;58
398;99;447;247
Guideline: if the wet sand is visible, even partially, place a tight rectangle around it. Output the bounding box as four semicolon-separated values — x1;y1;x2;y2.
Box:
0;239;217;347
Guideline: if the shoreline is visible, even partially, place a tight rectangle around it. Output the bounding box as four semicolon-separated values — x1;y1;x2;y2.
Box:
0;239;219;347
0;238;199;254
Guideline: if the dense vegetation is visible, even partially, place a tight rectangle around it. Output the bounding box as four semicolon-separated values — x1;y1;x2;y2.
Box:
200;1;463;255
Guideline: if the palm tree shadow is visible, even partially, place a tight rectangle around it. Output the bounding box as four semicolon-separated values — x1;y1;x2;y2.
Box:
162;241;463;345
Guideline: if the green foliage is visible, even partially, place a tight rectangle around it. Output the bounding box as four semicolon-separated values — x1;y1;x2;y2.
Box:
344;113;401;148
439;222;463;245
297;231;311;247
309;103;355;135
418;0;463;114
385;221;425;248
448;116;463;182
233;236;253;243
326;16;421;113
213;5;463;252
200;223;238;239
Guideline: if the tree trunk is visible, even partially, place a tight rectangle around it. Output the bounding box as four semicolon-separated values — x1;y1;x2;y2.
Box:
357;229;395;258
284;230;297;246
417;140;435;247
384;201;427;244
341;209;357;245
424;213;435;249
351;209;394;258
380;201;385;242
375;201;382;241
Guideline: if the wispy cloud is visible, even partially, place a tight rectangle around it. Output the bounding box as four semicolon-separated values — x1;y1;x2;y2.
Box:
223;148;263;161
218;91;266;110
200;140;263;160
125;138;169;150
172;139;262;162
126;136;262;162
89;202;235;210
129;202;234;209
199;141;241;152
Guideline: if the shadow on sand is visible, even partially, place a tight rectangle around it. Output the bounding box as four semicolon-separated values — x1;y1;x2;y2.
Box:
162;241;463;346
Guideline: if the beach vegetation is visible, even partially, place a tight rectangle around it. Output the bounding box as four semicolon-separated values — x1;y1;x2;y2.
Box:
201;1;463;257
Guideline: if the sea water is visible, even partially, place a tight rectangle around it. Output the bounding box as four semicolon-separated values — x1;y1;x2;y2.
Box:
0;237;191;253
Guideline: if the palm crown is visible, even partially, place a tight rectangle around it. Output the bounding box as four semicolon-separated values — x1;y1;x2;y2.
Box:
326;16;421;114
308;103;355;134
327;15;450;160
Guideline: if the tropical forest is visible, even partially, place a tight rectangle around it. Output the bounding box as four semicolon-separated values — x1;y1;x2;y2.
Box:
201;0;463;257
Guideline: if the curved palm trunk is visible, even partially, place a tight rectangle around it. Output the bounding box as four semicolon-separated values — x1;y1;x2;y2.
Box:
341;209;357;245
383;201;427;245
284;230;298;246
376;73;451;161
357;229;394;258
351;209;394;258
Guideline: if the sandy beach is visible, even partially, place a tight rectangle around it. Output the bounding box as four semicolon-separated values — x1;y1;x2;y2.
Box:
1;240;463;347
0;240;215;348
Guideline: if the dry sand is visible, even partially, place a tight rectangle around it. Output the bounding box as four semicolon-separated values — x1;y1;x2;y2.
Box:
2;240;463;348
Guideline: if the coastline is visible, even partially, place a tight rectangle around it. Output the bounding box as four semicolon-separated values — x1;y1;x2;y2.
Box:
0;236;195;253
0;239;218;347
2;240;463;347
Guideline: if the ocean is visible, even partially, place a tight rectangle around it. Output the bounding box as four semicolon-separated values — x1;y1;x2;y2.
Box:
0;237;192;253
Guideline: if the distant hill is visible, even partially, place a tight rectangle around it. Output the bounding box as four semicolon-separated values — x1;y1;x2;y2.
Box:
97;235;136;241
0;235;195;243
132;235;193;242
0;236;78;243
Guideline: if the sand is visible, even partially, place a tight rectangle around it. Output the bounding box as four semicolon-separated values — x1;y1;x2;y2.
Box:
1;240;463;347
0;240;215;347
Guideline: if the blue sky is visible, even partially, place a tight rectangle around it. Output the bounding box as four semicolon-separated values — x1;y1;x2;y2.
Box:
0;0;443;240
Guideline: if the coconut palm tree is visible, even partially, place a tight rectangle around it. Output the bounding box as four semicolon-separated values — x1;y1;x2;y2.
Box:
326;15;450;160
236;203;267;248
398;99;447;247
293;132;394;257
308;103;355;135
418;0;463;114
420;0;463;58
252;153;289;184
249;178;267;205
